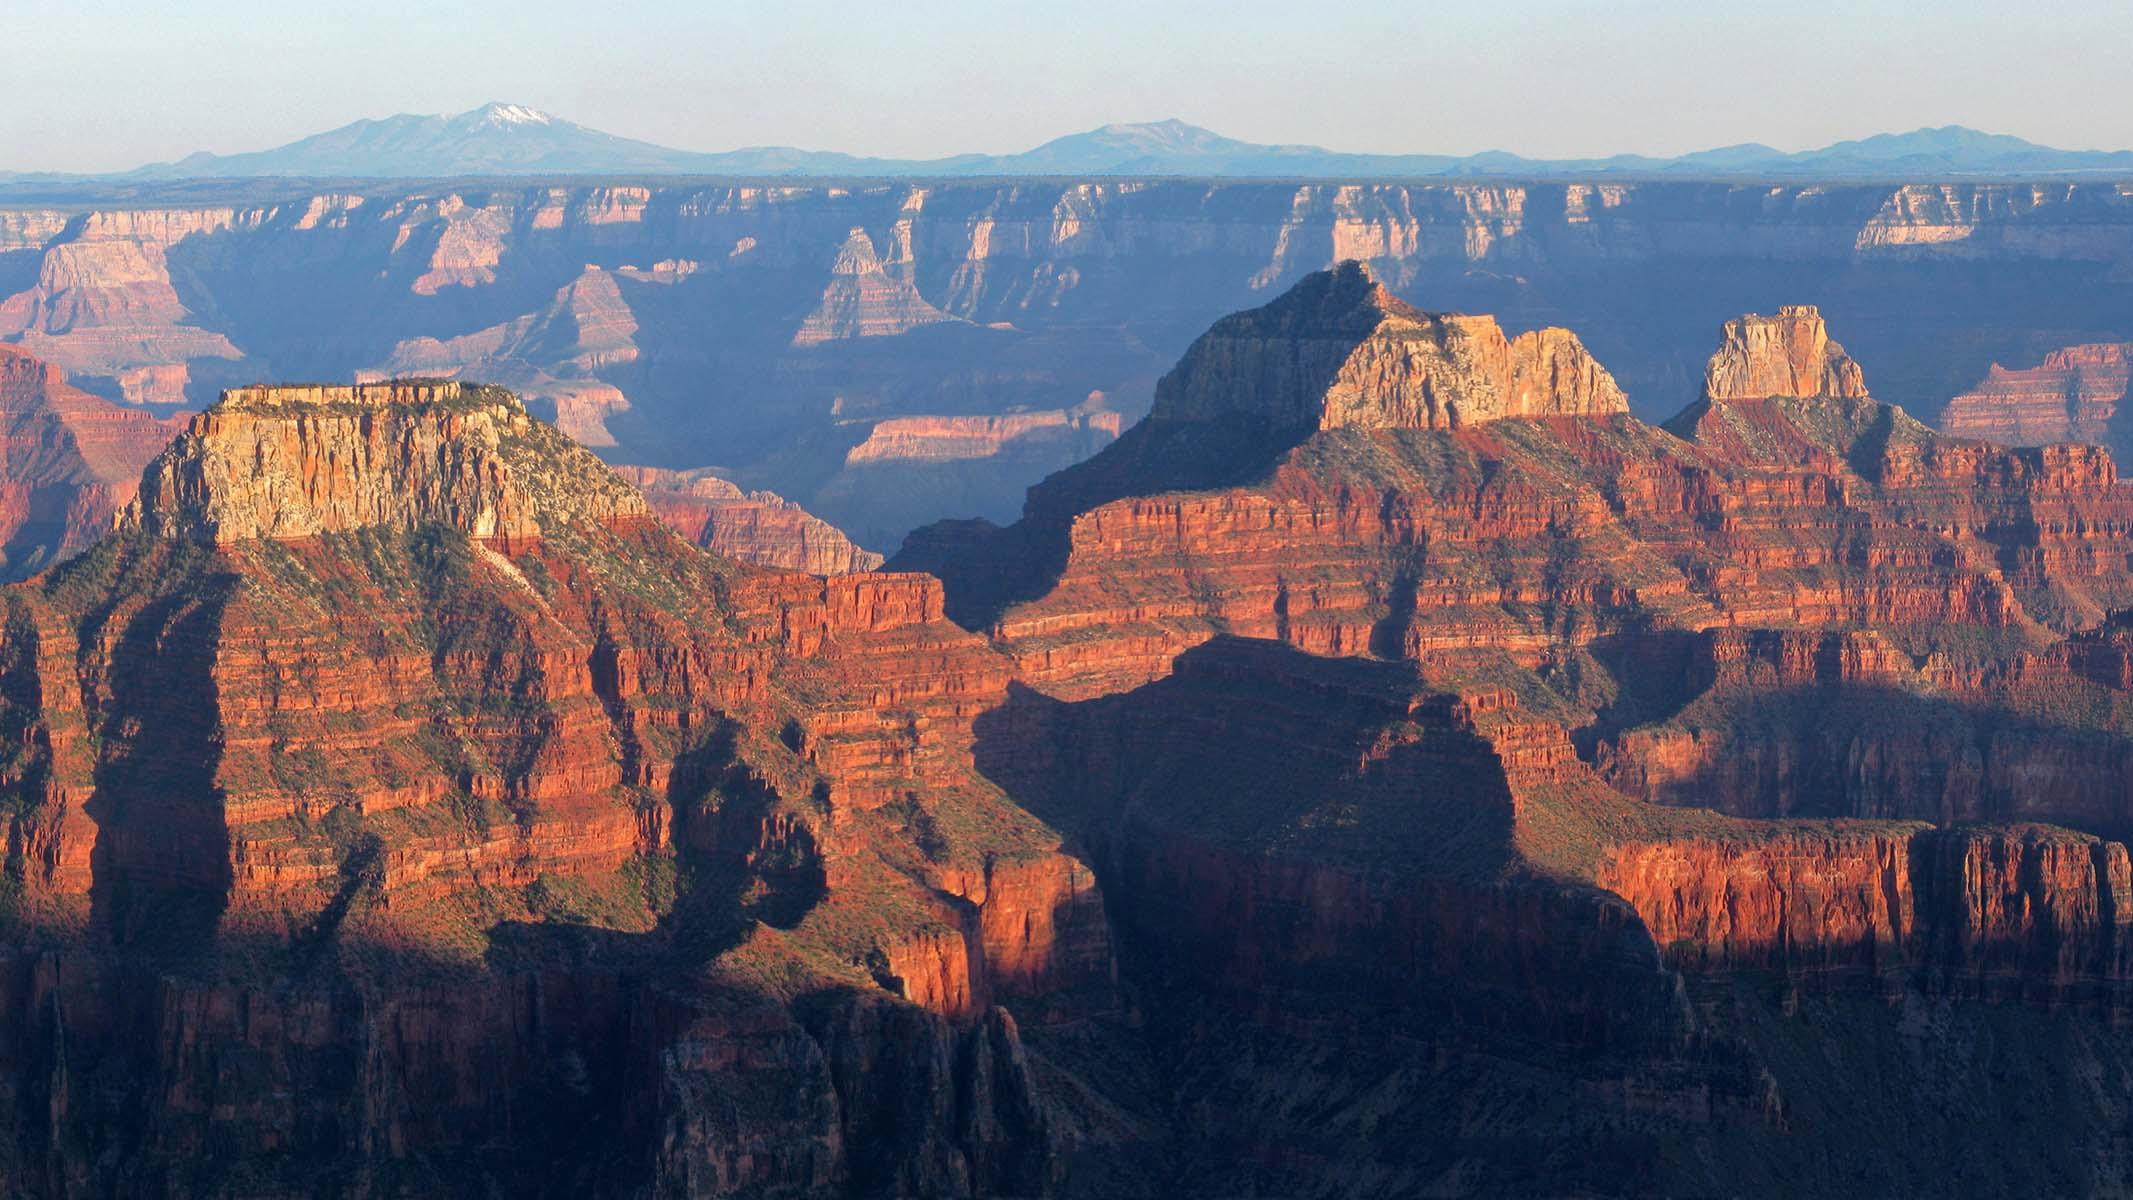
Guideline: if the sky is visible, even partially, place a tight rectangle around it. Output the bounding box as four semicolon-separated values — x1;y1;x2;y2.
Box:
8;0;2131;173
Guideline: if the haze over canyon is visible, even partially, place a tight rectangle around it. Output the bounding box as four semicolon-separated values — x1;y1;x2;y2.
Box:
7;89;2133;1197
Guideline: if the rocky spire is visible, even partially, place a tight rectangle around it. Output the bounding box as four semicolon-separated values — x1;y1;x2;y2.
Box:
1149;261;1628;431
1701;304;1869;403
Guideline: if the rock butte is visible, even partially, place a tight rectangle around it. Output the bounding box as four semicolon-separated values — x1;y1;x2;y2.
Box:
892;261;2133;1188
1149;260;1627;430
1701;303;1869;403
0;376;1110;1194
12;267;2133;1192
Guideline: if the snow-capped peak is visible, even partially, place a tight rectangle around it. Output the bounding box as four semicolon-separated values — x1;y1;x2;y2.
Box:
467;103;555;128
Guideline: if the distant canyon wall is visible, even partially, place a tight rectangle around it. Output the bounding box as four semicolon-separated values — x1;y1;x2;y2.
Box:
7;179;2133;548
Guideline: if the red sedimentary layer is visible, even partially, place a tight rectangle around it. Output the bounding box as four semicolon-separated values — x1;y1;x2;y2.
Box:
0;381;1110;1045
904;262;2133;1017
842;408;1125;466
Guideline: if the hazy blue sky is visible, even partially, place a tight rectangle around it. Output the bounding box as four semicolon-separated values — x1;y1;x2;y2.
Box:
10;0;2130;172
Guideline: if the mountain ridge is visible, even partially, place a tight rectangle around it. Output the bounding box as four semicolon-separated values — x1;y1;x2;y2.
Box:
109;107;2133;181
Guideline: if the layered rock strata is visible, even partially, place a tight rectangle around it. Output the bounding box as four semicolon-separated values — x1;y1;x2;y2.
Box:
1940;341;2133;454
0;378;1114;1194
615;464;882;574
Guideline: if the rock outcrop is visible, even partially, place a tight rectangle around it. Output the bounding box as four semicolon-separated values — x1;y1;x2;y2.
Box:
812;403;1126;548
8;178;2133;548
0;209;245;405
617;464;883;574
907;270;2133;707
368;265;642;446
0;376;1118;1193
1700;304;1869;402
993;634;2133;1194
19;254;2133;1193
1148;260;1626;430
124;380;648;543
790;227;962;348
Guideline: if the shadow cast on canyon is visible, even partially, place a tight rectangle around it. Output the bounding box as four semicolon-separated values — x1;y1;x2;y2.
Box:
1605;678;2133;839
83;575;238;964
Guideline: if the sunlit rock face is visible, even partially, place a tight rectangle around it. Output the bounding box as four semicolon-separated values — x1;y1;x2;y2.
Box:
124;380;647;544
1148;260;1626;431
614;463;883;574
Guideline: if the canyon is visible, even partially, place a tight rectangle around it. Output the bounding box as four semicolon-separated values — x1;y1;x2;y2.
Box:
9;177;2133;555
8;262;2133;1194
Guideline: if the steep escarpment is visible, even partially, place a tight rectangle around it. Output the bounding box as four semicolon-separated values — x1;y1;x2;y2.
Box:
810;403;1126;546
904;266;2133;711
1700;305;1869;403
898;276;2133;1196
369;265;643;445
0;209;246;406
14;250;2133;1193
0;379;1116;1195
0;346;178;577
790;226;963;347
124;380;648;543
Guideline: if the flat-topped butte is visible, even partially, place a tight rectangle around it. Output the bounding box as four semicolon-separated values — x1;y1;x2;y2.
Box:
123;378;643;544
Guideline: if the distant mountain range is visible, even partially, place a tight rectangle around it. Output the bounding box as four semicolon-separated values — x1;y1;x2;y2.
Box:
72;105;2133;181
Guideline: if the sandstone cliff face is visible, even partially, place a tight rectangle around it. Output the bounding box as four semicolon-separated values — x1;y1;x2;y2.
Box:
0;346;179;577
0;209;246;405
983;632;2133;1194
1597;824;2133;1004
1701;304;1869;402
909;271;2133;720
15;239;2133;1192
1148;260;1626;430
616;465;882;574
812;403;1127;548
790;227;963;347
